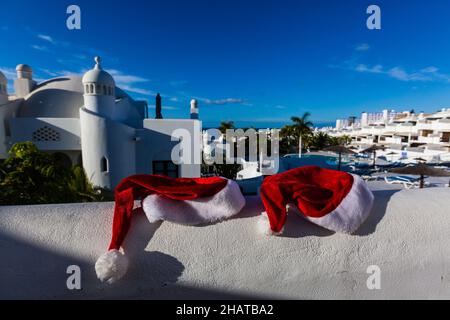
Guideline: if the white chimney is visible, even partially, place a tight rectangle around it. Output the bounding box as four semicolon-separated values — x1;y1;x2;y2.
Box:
190;99;199;119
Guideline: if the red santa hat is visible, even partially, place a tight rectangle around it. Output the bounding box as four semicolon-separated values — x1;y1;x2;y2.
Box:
258;166;374;235
95;175;245;284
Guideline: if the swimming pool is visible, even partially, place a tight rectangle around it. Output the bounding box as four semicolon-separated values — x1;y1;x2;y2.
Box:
284;154;351;165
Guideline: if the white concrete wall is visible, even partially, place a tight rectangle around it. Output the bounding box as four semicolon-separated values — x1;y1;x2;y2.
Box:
0;92;7;105
8;117;81;151
0;99;22;158
1;187;450;299
83;93;115;119
144;119;201;178
113;97;144;127
14;78;36;98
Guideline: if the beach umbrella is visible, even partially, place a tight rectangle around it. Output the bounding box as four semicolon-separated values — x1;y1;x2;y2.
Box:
362;145;386;168
391;163;450;188
386;151;398;162
323;145;356;171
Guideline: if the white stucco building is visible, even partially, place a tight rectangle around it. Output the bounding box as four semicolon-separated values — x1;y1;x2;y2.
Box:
323;108;450;162
0;57;201;189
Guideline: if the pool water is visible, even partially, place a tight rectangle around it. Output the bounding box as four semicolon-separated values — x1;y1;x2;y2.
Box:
300;154;351;165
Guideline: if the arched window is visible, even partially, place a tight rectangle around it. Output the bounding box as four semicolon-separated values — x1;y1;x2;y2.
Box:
90;84;94;94
103;85;107;95
77;153;83;166
96;84;101;94
108;87;112;96
101;157;109;173
53;153;73;169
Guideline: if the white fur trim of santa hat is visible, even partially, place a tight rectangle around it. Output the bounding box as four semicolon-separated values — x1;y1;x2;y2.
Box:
142;179;246;225
289;174;374;234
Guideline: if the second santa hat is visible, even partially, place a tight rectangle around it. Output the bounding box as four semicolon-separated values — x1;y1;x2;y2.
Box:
258;166;374;235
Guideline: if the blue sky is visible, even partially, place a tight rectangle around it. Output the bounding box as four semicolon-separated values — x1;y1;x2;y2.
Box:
2;0;450;127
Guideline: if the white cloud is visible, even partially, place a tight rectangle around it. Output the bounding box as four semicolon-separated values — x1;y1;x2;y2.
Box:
38;69;81;78
39;68;61;77
107;69;149;83
103;69;153;96
119;84;154;95
148;105;179;110
58;70;82;77
275;105;286;109
0;67;17;79
0;67;16;93
387;67;431;82
421;66;439;73
355;64;383;74
198;97;249;105
31;44;49;52
352;63;449;82
35;65;154;96
355;43;370;51
38;34;54;44
333;48;450;84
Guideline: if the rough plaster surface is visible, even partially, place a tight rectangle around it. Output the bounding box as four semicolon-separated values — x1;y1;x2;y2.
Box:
0;186;449;299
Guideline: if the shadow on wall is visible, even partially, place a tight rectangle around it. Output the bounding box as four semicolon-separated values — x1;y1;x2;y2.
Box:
354;189;401;237
280;189;401;239
0;231;183;299
235;189;400;239
237;195;335;239
0;207;274;299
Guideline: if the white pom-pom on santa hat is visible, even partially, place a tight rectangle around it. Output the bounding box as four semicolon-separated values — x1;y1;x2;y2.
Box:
95;249;129;284
259;166;374;235
257;212;284;236
95;175;245;283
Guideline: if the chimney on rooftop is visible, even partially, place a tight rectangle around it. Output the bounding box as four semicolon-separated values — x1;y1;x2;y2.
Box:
190;99;199;120
155;93;163;119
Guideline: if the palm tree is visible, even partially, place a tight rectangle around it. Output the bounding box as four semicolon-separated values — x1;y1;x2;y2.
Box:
218;121;235;134
290;112;313;156
279;125;295;154
310;132;331;150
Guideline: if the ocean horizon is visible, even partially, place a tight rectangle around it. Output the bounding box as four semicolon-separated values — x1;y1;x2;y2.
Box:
202;120;335;130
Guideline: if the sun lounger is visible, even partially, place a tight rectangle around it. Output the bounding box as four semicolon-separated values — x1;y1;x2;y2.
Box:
384;175;427;189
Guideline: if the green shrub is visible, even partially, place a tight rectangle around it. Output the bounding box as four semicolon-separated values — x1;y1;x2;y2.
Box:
0;142;112;205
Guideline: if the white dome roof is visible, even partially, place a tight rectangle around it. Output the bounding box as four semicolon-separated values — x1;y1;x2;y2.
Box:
18;76;133;118
82;57;115;86
0;70;6;84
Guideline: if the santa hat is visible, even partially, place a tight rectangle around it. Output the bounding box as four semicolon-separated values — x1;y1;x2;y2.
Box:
95;175;245;284
258;166;374;236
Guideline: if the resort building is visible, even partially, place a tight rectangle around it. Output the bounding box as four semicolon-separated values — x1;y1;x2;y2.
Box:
326;108;450;161
0;57;201;189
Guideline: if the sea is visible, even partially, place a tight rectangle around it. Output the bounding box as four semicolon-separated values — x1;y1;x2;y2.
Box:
202;120;335;130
